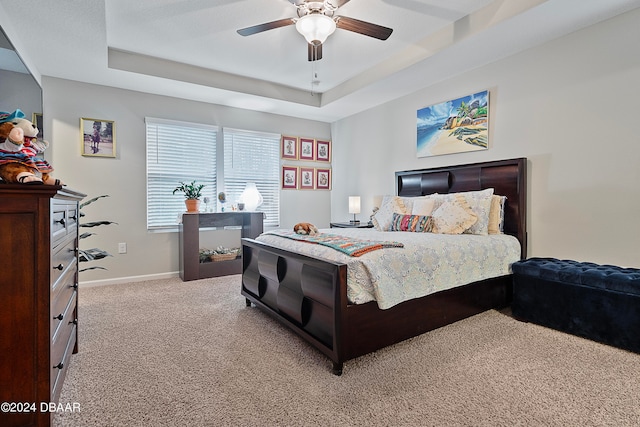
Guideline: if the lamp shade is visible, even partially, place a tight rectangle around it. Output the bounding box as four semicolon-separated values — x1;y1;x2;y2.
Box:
240;182;263;212
349;196;361;214
295;14;336;44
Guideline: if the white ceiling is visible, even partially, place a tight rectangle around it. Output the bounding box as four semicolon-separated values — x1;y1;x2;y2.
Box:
2;0;639;122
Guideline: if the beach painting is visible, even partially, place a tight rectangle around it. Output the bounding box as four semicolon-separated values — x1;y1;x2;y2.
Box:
416;90;489;157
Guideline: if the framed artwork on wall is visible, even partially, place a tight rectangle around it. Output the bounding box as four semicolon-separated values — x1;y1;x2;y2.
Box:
282;166;298;189
299;137;315;161
281;135;298;159
315;168;331;190
81;117;116;157
316;139;331;162
299;167;315;189
416;90;489;158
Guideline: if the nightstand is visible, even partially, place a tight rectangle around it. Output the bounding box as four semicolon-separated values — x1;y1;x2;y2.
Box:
330;221;374;228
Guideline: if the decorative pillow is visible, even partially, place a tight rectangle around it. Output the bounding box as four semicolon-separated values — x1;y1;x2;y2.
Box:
437;188;493;235
390;213;433;232
400;194;437;215
488;195;506;235
411;197;436;216
371;196;406;231
431;194;478;234
464;188;494;235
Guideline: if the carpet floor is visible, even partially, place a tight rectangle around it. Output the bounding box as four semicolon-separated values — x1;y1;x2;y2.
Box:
54;275;640;426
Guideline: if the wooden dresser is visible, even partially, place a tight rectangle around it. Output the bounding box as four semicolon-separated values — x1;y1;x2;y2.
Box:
0;185;85;427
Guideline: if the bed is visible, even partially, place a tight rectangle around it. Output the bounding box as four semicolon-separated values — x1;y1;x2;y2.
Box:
241;158;527;375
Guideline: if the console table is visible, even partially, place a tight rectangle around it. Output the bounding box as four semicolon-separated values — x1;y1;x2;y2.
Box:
179;212;263;281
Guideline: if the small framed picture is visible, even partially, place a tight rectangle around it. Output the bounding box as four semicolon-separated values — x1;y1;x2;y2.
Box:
299;167;315;190
281;135;298;159
282;166;298;189
81;118;116;157
315;168;331;190
299;137;315;161
316;139;331;162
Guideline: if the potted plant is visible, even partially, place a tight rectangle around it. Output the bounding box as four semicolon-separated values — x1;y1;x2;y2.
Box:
173;180;205;212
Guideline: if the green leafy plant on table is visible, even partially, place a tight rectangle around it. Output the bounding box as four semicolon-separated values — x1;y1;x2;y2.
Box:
173;181;205;199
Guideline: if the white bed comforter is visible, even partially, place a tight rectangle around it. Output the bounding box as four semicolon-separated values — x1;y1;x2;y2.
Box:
256;228;521;310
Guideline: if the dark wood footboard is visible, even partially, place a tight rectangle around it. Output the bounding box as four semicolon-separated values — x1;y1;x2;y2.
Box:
242;237;512;375
241;238;348;373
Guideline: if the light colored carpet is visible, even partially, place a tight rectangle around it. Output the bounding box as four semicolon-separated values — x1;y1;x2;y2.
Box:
54;275;640;426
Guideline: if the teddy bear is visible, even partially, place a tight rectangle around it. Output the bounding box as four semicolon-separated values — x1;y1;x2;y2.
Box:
0;110;61;185
293;222;319;236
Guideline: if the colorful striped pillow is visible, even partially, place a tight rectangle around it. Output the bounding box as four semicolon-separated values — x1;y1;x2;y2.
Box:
390;213;433;232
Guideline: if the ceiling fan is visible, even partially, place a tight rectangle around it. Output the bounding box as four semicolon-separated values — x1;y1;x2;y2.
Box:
237;0;393;61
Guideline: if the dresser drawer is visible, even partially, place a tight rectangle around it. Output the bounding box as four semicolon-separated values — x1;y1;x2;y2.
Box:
51;323;77;403
51;291;77;375
66;204;79;233
51;206;67;244
51;200;80;245
51;237;77;288
51;272;77;339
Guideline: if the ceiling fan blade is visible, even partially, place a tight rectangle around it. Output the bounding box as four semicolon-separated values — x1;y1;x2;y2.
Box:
308;42;323;61
335;16;393;40
237;18;295;36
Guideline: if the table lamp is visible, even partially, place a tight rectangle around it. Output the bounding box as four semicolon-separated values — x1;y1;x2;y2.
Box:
349;196;361;223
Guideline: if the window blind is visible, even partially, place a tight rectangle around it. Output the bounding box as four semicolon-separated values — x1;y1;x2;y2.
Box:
146;117;218;229
223;128;280;227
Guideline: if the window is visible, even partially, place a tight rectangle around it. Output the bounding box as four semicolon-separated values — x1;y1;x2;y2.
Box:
223;128;280;228
146;117;217;229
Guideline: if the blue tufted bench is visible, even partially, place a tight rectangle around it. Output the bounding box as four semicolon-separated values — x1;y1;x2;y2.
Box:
512;257;640;353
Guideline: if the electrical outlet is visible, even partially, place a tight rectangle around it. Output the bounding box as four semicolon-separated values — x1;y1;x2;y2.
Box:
118;242;127;254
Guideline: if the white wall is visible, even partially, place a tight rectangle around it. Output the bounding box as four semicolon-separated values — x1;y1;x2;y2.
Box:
0;69;41;120
43;78;331;283
331;8;640;268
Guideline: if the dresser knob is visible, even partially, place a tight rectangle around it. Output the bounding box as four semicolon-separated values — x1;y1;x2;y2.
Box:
56;218;66;226
71;283;79;289
53;362;64;370
69;319;78;325
54;264;64;271
54;313;64;321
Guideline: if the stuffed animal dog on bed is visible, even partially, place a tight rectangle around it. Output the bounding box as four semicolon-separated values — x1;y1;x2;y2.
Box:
293;222;319;236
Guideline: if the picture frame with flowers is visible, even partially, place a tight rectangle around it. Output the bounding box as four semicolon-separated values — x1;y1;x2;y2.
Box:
315;139;331;162
282;166;298;189
281;135;298;159
315;168;331;190
299;167;315;189
299;137;315;161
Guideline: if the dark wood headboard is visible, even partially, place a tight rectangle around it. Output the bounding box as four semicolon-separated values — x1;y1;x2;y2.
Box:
395;158;527;258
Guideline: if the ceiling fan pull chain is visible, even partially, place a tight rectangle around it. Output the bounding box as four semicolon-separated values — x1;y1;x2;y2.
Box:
310;62;318;96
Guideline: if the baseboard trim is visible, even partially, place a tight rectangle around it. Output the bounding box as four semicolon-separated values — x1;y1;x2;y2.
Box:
80;271;180;287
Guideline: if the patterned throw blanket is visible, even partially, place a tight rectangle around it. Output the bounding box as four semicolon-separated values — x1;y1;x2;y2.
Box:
267;231;404;257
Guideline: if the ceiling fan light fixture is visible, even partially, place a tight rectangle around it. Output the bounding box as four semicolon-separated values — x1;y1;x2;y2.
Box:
295;14;336;44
